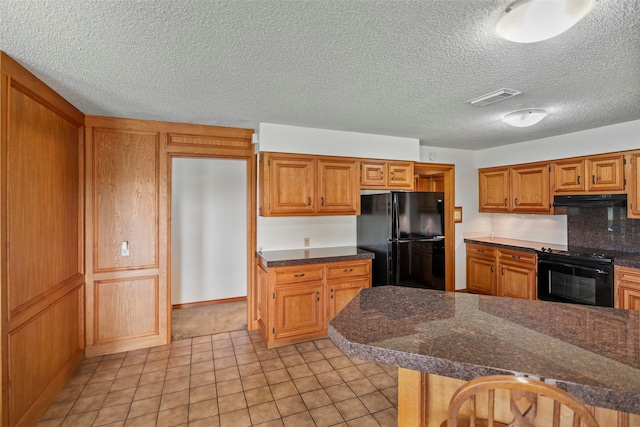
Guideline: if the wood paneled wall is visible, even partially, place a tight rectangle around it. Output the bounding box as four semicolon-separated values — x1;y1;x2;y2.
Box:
1;52;85;426
84;116;255;357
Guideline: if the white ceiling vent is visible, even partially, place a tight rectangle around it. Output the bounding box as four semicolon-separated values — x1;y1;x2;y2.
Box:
466;88;522;107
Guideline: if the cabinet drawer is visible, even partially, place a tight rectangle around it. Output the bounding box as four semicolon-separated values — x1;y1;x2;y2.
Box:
467;243;496;258
274;265;324;284
616;266;640;285
326;261;371;279
499;249;536;265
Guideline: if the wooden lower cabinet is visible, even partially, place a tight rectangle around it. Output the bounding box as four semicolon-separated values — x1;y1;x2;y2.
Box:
615;265;640;310
257;259;371;348
497;249;537;300
466;243;536;299
466;244;497;295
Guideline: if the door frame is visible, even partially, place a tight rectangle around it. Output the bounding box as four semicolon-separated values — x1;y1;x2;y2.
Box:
413;162;456;292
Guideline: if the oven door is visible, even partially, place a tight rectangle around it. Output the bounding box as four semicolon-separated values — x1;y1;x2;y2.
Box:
537;257;613;307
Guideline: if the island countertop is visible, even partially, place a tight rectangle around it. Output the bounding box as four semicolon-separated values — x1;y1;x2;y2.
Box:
256;246;374;267
328;286;640;415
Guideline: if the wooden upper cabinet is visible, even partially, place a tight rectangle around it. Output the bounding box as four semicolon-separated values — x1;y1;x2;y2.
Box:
360;160;414;190
317;159;359;215
260;152;359;216
628;151;640;218
510;163;550;213
586;154;625;192
387;161;414;189
263;153;316;215
478;167;510;213
552;159;585;193
479;164;550;213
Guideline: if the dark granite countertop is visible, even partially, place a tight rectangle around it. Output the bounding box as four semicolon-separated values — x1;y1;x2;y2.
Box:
329;286;640;414
465;237;640;268
464;236;567;252
613;253;640;269
256;246;374;267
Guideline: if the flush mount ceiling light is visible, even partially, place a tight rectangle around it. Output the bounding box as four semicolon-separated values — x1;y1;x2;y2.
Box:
496;0;595;43
502;109;548;127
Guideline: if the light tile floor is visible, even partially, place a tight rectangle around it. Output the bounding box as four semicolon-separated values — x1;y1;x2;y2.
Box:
37;330;398;427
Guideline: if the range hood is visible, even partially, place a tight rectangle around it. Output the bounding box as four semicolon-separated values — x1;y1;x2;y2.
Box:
553;194;627;208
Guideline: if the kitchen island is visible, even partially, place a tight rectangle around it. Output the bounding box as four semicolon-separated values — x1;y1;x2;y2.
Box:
329;286;640;426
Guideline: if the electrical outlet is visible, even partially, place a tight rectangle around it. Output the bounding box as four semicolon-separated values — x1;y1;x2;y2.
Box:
304;237;310;247
121;241;130;256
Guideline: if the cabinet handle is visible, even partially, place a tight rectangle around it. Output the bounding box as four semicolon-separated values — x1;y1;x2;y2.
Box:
380;171;384;179
307;197;311;206
330;289;334;299
491;265;494;273
317;291;320;301
512;255;520;259
577;175;581;185
343;268;353;273
294;273;305;278
514;198;518;206
391;171;395;180
501;267;505;275
592;175;596;184
477;249;484;253
321;197;325;206
504;198;507;206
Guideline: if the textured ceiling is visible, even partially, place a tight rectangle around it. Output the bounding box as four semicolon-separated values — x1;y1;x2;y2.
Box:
2;0;639;150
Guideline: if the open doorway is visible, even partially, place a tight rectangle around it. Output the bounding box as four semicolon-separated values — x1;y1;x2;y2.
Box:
170;157;248;339
413;163;455;292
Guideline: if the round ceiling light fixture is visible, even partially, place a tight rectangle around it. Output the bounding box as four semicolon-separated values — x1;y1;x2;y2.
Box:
496;0;595;43
502;109;548;127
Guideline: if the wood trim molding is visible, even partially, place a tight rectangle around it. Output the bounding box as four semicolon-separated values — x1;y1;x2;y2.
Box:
172;296;247;310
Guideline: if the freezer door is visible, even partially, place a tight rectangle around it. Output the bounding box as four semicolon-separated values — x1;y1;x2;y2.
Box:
393;192;444;239
392;239;445;290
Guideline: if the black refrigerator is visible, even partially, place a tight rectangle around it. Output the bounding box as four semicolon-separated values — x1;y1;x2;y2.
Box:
357;192;445;289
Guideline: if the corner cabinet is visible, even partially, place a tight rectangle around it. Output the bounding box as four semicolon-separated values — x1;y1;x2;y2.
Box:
466;243;537;300
257;259;371;349
479;163;550;214
259;152;359;216
615;265;640;310
360;160;414;190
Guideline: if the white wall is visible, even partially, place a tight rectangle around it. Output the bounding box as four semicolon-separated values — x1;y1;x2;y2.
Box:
172;158;247;304
257;123;420;250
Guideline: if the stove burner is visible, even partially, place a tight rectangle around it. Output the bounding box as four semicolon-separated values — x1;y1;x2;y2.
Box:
538;246;620;264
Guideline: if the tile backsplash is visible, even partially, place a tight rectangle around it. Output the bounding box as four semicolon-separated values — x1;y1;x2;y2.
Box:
567;207;640;252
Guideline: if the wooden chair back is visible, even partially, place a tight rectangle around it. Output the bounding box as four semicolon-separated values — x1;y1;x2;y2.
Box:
445;375;599;427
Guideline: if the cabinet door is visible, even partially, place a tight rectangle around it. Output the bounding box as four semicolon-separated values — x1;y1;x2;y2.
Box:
266;154;316;215
360;160;387;187
552;159;585;193
615;266;640;310
273;283;325;340
619;285;640;311
586;154;625;192
498;260;536;300
317;159;359;215
628;152;640;218
466;255;496;295
478;167;510;213
328;278;370;321
387;161;414;189
510;163;550;213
